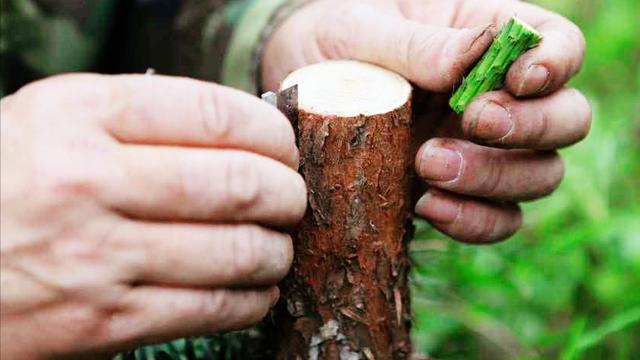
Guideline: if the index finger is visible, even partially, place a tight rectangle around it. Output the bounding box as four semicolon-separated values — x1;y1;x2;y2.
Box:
95;74;299;168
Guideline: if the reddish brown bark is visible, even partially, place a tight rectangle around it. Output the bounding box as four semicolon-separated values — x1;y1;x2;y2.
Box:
270;100;414;359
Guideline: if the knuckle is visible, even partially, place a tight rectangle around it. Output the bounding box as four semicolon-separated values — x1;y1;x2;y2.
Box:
17;74;69;96
567;22;586;68
551;25;586;79
453;202;523;244
51;235;103;280
223;290;269;331
201;289;249;331
316;3;369;58
174;152;210;208
463;205;500;243
512;207;524;232
498;207;523;242
290;173;309;222
32;141;115;200
229;226;292;283
277;117;296;146
15;77;64;108
252;293;273;323
58;304;106;340
230;225;268;280
36;163;101;199
196;290;232;328
13;74;122;128
290;145;301;169
478;213;500;242
198;85;233;141
19;74;105;108
265;107;299;167
566;21;585;43
405;29;430;82
543;154;565;196
527;106;551;147
104;319;150;351
463;93;511;139
573;89;592;141
222;153;262;210
100;222;146;278
439;64;463;92
278;121;300;167
461;99;485;136
437;28;484;90
316;17;344;58
480;154;506;198
270;232;294;281
245;290;272;326
0;94;17;114
530;152;564;199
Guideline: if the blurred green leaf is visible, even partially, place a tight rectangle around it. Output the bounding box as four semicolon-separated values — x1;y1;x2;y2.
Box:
561;308;640;359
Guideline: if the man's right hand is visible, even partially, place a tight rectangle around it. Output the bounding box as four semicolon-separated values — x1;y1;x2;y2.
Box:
0;74;307;359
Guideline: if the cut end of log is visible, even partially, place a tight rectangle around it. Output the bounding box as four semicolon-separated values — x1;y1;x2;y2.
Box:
280;60;412;117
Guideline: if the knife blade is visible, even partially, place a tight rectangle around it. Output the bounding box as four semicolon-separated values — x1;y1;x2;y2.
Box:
262;84;299;145
262;84;298;128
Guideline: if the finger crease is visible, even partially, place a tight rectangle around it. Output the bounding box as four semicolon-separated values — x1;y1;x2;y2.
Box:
484;155;506;198
534;108;550;147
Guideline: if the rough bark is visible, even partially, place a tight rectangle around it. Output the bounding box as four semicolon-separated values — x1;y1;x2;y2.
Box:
269;71;414;359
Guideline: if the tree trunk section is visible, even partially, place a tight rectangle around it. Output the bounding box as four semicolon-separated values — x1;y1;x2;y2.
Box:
269;61;414;359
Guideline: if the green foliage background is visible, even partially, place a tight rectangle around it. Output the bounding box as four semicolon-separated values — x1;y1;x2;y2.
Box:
119;0;639;358
411;0;640;358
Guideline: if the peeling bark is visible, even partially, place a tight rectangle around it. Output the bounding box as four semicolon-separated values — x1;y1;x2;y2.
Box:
269;92;414;359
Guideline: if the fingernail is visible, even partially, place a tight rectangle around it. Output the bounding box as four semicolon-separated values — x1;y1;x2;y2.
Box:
419;144;462;182
415;190;460;224
517;64;550;96
270;287;280;308
473;101;513;141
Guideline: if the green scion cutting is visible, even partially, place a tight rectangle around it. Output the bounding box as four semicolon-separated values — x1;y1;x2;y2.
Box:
449;16;543;114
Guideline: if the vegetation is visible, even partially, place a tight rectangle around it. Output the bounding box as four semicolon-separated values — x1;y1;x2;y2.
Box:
120;0;639;358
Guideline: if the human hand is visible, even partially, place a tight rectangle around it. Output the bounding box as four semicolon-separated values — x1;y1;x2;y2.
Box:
262;0;591;243
0;74;306;358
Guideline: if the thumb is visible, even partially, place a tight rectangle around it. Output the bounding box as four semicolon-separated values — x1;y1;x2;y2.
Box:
317;5;495;92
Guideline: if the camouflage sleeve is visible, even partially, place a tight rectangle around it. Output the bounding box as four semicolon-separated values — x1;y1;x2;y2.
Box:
0;0;117;95
0;0;313;96
218;0;313;94
169;0;313;94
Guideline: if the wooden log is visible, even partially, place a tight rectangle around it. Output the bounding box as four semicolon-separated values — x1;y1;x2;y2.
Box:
270;60;414;359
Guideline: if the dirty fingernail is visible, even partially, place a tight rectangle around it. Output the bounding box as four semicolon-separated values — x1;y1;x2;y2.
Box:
415;190;461;224
473;101;513;141
418;144;462;182
517;64;550;96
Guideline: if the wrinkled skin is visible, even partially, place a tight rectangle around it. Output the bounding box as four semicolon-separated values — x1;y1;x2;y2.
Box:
0;75;307;358
263;0;592;243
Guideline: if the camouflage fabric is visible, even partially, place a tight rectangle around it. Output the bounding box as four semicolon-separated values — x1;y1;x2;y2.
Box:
1;0;117;94
0;0;307;96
